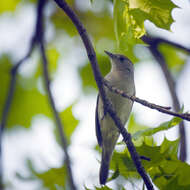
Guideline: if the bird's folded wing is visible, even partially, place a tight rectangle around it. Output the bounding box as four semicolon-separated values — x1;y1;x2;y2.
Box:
95;94;102;146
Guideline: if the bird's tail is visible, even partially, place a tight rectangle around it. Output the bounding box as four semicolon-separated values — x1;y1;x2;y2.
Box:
99;148;112;185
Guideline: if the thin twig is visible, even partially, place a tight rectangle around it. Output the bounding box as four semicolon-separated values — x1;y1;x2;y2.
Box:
53;0;154;189
0;29;35;190
103;80;190;122
39;42;76;190
141;35;190;53
142;35;188;161
36;0;76;189
1;0;76;189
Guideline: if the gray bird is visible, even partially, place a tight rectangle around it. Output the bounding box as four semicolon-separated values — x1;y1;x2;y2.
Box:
95;51;135;185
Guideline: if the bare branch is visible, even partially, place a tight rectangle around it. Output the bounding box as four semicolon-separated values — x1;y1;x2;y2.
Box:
39;42;76;190
1;0;76;189
53;0;154;189
142;35;188;161
0;20;35;190
103;80;190;121
35;0;77;189
141;35;190;53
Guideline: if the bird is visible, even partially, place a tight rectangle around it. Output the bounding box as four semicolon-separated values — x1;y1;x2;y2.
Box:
95;51;135;185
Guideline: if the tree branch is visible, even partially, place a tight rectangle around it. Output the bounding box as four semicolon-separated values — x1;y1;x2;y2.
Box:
53;0;154;189
103;80;190;122
1;0;76;189
38;0;76;187
39;41;76;190
142;35;188;161
141;35;190;53
34;0;77;189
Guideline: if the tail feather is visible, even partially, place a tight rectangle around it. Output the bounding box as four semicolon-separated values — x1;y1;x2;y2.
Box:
99;148;111;185
100;159;109;184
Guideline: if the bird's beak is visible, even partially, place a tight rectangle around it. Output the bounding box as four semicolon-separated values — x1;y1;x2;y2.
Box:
104;50;115;59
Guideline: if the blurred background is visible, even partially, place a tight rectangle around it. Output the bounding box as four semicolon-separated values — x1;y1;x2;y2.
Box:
0;0;190;189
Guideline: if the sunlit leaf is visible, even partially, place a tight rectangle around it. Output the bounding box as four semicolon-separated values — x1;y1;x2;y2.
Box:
54;104;79;145
95;185;113;190
128;0;177;30
113;0;140;62
113;0;177;62
47;48;60;73
132;117;182;140
127;114;154;146
159;44;188;75
0;0;21;13
35;47;60;79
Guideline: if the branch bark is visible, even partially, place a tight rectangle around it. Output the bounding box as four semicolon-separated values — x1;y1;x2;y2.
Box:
33;0;77;189
103;80;190;122
53;0;154;189
141;35;188;161
39;42;76;190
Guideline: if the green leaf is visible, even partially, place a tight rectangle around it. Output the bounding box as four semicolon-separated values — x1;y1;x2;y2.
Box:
84;186;92;190
35;47;60;79
113;0;177;62
110;151;140;179
107;166;120;182
55;104;79;145
159;44;188;75
127;114;154;146
110;137;188;189
47;48;60;73
160;138;179;160
34;167;66;190
22;159;67;190
132;117;182;140
113;0;140;62
0;0;21;13
51;7;114;41
0;55;50;129
79;54;111;94
0;53;61;130
127;114;148;134
152;160;190;190
128;0;177;30
95;185;113;190
51;8;78;37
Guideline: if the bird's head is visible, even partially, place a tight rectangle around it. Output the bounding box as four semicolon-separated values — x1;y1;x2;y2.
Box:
104;51;134;74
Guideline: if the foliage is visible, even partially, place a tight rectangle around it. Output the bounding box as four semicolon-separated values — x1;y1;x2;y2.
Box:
113;0;177;62
132;117;182;140
158;44;189;76
16;159;67;190
0;0;21;13
79;53;111;93
0;0;189;189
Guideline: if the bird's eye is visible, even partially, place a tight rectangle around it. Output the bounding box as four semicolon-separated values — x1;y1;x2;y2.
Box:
119;57;125;62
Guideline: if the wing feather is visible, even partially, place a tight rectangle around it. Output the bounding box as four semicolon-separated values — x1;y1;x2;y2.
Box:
95;95;102;146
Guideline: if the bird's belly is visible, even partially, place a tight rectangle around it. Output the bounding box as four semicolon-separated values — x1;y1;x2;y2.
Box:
109;92;133;125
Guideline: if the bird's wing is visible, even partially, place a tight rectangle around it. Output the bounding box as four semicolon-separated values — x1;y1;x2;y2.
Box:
95;94;102;146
